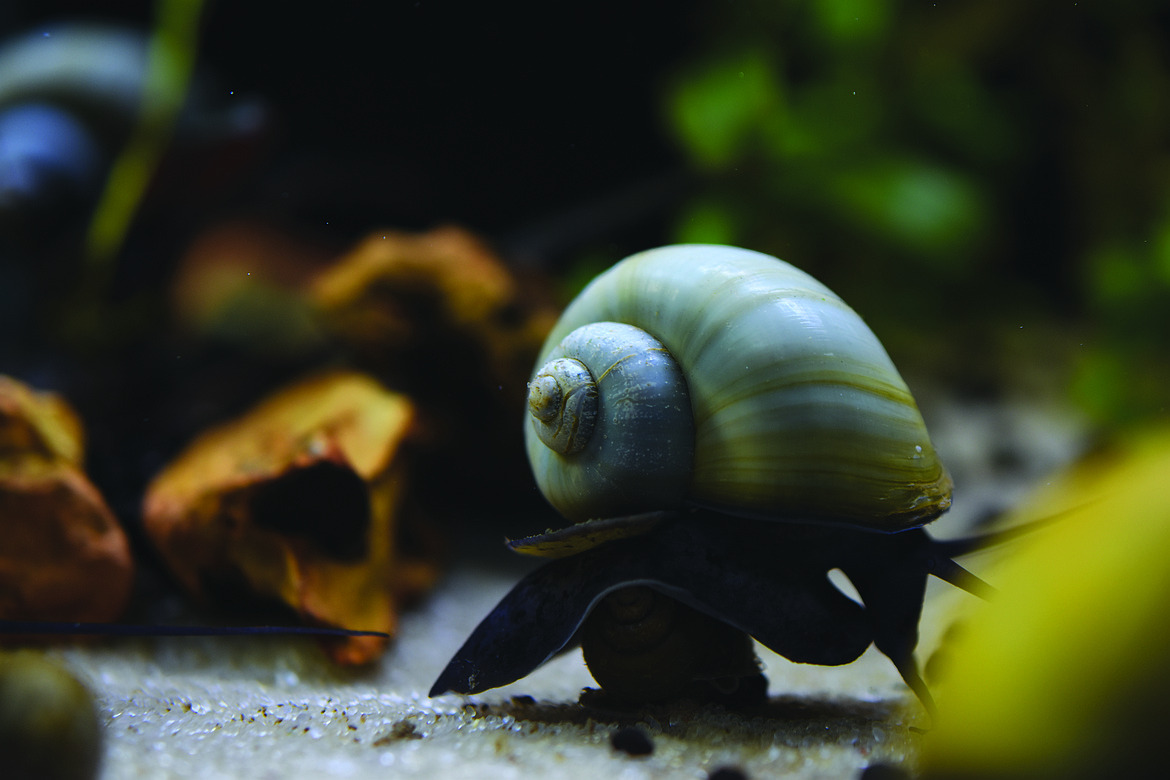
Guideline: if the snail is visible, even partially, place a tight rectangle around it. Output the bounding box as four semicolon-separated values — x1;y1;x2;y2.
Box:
0;24;266;242
430;244;999;710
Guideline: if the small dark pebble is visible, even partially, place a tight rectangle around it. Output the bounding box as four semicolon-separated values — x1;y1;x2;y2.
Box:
708;766;749;780
610;725;653;756
859;763;911;780
511;695;535;706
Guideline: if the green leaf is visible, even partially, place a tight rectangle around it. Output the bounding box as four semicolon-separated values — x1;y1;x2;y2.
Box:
667;49;785;169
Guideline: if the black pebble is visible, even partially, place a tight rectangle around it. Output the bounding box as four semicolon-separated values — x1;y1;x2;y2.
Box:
610;726;653;756
708;766;749;780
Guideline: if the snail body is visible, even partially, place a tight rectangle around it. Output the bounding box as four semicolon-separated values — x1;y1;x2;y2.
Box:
432;245;989;708
581;584;762;703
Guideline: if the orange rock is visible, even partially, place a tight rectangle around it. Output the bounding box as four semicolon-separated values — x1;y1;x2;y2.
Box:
142;370;434;664
0;376;85;465
308;226;558;520
309;225;557;398
0;377;134;628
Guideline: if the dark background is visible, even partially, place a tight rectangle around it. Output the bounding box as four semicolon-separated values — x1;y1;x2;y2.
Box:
2;0;705;255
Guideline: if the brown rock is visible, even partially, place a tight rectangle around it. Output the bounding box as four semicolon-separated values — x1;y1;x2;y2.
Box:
0;377;134;628
142;370;435;664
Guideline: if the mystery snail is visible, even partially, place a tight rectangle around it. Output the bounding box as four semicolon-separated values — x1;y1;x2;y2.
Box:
431;244;993;709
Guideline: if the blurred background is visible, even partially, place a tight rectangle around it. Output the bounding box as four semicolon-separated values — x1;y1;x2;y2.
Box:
2;0;1169;570
5;3;1170;777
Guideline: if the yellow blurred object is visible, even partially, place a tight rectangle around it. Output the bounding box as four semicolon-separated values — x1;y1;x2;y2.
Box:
921;427;1170;779
142;371;436;665
0;376;135;628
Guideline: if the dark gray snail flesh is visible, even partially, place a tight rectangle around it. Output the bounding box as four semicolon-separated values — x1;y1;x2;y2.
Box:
429;509;1000;712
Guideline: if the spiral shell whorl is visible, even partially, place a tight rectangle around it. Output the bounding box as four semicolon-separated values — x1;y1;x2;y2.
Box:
525;322;695;522
527;358;597;454
527;245;952;531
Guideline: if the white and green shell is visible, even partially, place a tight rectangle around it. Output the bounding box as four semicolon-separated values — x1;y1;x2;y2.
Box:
524;244;952;533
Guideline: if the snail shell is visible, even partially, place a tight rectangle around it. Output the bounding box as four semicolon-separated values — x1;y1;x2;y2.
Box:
525;244;951;531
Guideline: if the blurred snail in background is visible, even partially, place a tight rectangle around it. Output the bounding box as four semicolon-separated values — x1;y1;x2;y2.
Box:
432;245;999;709
0;651;101;780
0;24;265;242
